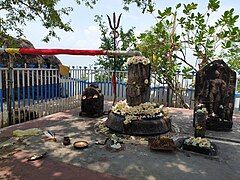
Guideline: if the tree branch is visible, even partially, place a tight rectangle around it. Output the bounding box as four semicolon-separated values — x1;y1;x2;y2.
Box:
18;0;45;23
151;72;189;108
176;49;197;71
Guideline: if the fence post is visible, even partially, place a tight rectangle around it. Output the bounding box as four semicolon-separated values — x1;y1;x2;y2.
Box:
17;68;21;123
84;66;87;90
0;68;3;127
7;56;13;126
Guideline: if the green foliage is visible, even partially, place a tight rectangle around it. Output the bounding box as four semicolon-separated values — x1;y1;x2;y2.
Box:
137;0;240;107
94;15;137;71
0;0;155;43
182;66;194;79
137;5;181;85
0;0;76;42
122;0;155;13
94;70;127;83
221;43;240;72
94;71;111;82
138;0;240;74
75;0;98;8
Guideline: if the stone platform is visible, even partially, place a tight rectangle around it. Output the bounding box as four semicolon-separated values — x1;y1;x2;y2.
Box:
0;101;240;180
106;111;171;135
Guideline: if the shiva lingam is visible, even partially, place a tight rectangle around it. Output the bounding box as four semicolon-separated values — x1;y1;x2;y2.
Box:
80;83;104;118
106;56;171;135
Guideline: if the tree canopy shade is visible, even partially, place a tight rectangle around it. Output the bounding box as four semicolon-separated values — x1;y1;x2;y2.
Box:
0;0;153;43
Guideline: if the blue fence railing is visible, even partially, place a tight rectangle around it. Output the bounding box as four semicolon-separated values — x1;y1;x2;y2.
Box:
0;66;239;128
68;67;240;111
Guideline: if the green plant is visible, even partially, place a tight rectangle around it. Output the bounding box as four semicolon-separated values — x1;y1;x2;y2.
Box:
0;0;152;43
137;0;240;107
94;71;111;82
94;15;137;71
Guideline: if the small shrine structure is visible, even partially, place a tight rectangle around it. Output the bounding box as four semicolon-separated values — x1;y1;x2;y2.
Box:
80;83;104;117
106;56;171;135
194;60;236;131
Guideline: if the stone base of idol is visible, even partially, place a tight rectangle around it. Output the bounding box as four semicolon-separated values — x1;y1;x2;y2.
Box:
182;142;217;156
106;111;171;135
206;117;233;131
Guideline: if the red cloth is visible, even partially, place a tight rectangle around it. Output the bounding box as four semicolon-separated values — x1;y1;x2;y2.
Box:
19;48;106;56
112;73;117;94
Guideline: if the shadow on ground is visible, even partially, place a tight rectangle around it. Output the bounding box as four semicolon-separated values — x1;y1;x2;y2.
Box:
1;104;240;180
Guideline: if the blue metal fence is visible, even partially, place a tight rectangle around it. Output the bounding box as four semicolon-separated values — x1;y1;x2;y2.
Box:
68;66;240;112
0;65;239;128
0;65;81;127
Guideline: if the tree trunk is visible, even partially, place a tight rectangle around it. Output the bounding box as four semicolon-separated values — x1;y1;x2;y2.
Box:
126;63;151;106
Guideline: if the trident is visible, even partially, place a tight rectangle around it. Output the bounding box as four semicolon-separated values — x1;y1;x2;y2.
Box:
107;12;122;105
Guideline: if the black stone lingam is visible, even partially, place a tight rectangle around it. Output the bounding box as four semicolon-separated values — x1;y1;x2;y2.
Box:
80;83;104;118
106;56;171;135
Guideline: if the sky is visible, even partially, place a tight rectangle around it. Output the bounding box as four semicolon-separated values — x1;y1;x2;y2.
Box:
5;0;240;67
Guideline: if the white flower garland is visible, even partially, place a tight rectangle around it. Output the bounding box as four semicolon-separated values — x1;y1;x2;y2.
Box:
184;137;211;148
126;56;150;66
112;100;165;125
